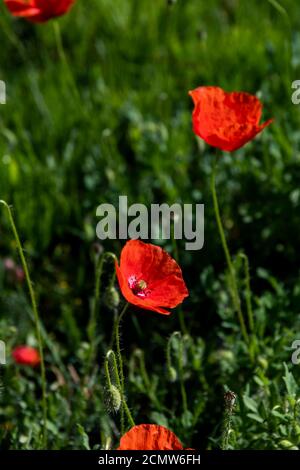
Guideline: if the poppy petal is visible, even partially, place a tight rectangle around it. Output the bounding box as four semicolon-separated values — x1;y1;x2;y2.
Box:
117;424;184;450
189;86;273;152
115;240;189;315
12;346;41;367
4;1;40;17
115;262;171;315
4;0;75;22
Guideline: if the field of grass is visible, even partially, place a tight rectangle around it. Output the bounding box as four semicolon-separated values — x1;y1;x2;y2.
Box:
1;0;300;450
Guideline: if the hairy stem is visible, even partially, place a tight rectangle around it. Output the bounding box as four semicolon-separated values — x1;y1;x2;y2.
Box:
0;200;47;447
88;252;117;370
106;350;135;430
239;253;255;333
221;391;236;450
87;254;104;368
210;164;249;346
114;303;129;392
53;21;81;104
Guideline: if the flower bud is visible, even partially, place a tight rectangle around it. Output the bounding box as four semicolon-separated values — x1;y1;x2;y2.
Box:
224;390;236;411
168;366;177;382
104;286;120;310
108;385;121;412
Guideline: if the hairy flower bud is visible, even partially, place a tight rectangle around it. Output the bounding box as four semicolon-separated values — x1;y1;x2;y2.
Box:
104;286;120;310
108;385;121;413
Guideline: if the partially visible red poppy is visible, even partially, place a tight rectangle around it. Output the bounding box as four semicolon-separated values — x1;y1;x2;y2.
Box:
12;346;41;367
189;86;273;152
4;0;75;23
115;240;188;315
117;424;186;450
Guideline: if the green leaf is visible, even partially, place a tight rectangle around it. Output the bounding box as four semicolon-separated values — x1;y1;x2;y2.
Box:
243;395;258;413
247;413;264;423
283;363;298;399
150;412;169;428
271;409;287;420
77;424;91;450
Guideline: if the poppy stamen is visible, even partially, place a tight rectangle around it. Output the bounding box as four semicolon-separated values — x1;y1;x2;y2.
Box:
128;276;150;298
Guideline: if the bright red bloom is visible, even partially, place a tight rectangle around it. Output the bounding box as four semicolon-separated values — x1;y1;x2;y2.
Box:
12;346;41;367
117;424;185;450
4;0;75;23
189;86;273;152
115;240;188;315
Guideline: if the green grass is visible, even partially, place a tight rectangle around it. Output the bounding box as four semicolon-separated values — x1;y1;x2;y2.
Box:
1;0;300;450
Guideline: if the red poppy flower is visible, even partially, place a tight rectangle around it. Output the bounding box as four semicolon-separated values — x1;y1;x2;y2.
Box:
117;424;185;450
115;240;188;315
189;86;273;152
4;0;75;23
12;346;41;367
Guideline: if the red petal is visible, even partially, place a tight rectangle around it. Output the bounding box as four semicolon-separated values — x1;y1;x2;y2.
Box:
189;86;272;152
115;240;189;315
4;0;75;22
115;261;171;314
119;239;157;281
4;1;40;17
117;424;184;450
12;346;41;367
36;0;75;16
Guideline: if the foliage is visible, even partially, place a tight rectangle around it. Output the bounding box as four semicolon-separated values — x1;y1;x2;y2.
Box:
0;0;300;450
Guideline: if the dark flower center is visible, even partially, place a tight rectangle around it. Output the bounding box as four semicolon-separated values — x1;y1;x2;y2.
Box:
128;276;150;298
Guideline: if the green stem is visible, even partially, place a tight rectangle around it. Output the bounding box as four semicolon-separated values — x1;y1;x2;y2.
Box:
171;227;188;335
136;350;162;411
112;303;132;432
114;303;129;394
221;392;236;450
87;253;104;368
167;332;188;414
104;358;113;390
178;309;187;336
177;333;188;414
0;16;27;62
239;253;259;359
210;164;249;346
0;201;47;447
239;253;255;333
106;350;135;430
53;21;81;103
136;350;151;390
221;407;234;450
88;252;117;370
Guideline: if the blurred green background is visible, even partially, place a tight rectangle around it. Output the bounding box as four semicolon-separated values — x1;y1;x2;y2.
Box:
1;0;300;450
